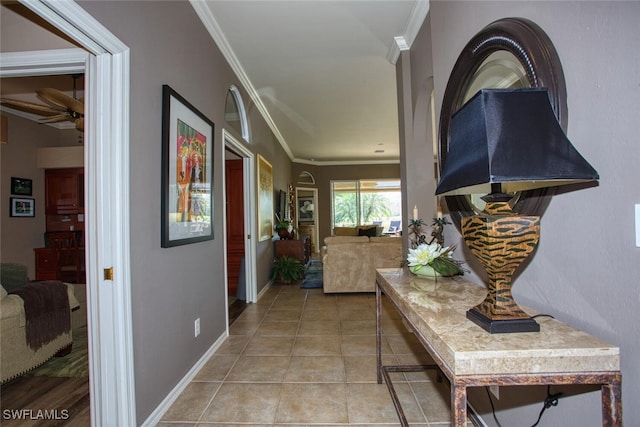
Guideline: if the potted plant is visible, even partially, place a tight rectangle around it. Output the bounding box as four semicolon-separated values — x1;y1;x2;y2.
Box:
275;218;294;240
271;256;305;284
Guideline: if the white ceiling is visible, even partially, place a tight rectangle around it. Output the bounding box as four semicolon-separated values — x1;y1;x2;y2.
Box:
196;0;428;164
1;1;428;163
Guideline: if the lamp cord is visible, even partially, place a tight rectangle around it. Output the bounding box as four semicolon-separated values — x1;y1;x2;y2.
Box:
531;386;563;427
485;387;503;427
485;385;563;427
531;314;555;320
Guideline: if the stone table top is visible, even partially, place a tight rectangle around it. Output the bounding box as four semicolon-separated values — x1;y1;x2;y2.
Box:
376;268;620;377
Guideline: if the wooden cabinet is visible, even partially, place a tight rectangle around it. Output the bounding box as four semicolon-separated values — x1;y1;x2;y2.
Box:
34;247;58;281
34;245;85;282
45;168;84;214
275;236;311;265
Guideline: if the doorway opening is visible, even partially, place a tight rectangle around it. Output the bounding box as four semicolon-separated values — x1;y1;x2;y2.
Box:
1;2;134;425
224;147;247;323
295;187;319;254
222;129;257;326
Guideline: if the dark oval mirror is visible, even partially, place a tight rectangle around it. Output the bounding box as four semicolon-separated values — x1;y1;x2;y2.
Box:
438;17;567;230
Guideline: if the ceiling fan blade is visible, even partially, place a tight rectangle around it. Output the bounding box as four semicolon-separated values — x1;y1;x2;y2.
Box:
37;88;84;115
1;98;62;116
38;114;72;123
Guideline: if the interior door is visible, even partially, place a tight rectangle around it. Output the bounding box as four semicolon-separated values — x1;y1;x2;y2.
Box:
225;157;245;300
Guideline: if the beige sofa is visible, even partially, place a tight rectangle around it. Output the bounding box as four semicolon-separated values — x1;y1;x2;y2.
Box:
322;235;403;293
1;280;79;383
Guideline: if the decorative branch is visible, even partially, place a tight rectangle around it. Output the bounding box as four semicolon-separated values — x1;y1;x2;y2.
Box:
408;216;451;249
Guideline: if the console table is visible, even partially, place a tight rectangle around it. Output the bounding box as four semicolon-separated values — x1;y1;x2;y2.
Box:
375;268;622;427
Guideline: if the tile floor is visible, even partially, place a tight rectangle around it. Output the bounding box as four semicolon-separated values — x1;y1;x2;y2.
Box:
159;283;473;426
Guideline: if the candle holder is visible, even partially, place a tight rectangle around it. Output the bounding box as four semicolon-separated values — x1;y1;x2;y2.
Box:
408;217;450;249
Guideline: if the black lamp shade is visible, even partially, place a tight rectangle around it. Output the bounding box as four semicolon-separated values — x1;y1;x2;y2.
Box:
436;88;599;196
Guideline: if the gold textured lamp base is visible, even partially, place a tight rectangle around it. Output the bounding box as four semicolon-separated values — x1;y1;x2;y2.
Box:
462;199;541;334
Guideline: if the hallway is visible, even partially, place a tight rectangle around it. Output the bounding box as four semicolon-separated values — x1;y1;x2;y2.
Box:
159;283;472;426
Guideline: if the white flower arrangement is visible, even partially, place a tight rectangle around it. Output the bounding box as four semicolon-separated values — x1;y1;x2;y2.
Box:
407;242;465;277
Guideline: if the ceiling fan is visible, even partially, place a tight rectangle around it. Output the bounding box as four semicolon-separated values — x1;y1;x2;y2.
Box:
0;74;84;131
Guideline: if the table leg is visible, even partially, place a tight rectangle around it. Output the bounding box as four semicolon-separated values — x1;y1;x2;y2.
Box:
602;377;622;426
376;282;383;384
451;382;467;427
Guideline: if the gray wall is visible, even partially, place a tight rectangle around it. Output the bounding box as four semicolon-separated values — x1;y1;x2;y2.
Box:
5;1;638;425
0;114;79;276
77;2;292;422
404;1;638;425
2;1;291;423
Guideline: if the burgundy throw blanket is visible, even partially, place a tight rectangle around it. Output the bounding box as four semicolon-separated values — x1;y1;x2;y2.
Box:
9;281;71;350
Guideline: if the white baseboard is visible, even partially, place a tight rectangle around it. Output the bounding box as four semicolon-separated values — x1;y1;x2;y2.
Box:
142;280;276;426
140;331;228;427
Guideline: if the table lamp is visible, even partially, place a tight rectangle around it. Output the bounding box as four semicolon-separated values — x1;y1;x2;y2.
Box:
436;88;599;333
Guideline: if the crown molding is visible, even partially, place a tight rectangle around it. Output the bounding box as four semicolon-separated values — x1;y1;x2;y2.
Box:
189;0;295;160
386;0;430;64
293;157;400;167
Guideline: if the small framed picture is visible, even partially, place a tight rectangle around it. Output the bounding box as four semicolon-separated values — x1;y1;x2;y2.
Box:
298;197;315;222
11;177;32;196
10;197;35;217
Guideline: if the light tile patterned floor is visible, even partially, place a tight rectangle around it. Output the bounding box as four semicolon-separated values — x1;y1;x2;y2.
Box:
159;284;472;426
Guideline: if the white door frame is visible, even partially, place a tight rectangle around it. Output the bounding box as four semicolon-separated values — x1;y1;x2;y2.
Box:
2;1;135;425
222;129;257;305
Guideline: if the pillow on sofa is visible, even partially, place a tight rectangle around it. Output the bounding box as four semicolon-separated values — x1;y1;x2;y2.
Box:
0;263;30;293
333;227;358;236
358;226;378;237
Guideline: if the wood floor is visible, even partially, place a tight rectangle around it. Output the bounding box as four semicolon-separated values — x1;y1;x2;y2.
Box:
0;376;90;426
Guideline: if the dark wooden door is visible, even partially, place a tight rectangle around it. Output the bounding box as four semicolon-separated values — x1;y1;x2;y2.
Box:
225;159;245;299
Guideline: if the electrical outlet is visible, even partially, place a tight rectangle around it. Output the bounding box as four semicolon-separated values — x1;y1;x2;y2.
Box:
194;318;200;337
490;385;500;399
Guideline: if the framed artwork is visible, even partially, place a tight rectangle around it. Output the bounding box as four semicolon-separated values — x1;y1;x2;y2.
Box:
11;177;32;196
161;85;214;247
10;197;35;217
298;197;314;222
257;154;273;241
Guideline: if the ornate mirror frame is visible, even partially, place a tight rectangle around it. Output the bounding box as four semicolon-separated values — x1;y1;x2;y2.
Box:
438;17;567;230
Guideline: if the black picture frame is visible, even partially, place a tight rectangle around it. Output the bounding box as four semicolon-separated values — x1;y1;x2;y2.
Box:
11;177;32;196
161;85;215;247
10;197;35;217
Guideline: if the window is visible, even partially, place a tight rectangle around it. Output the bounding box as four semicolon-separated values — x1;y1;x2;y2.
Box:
297;171;315;185
225;85;249;141
331;179;401;232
